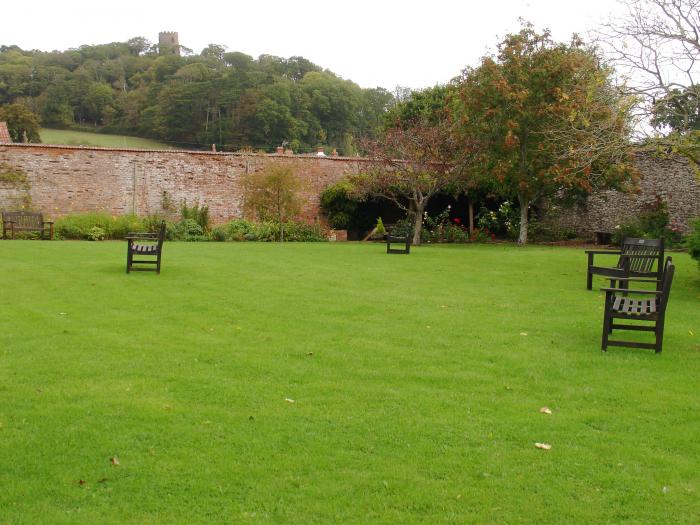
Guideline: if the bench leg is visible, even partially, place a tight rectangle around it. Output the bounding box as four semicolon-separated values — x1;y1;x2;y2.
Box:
601;298;612;351
655;318;665;354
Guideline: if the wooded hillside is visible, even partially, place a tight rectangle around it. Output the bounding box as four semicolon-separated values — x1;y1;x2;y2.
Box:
0;38;394;153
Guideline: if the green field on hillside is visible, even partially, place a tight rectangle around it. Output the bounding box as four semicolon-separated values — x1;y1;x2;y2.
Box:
40;128;172;149
1;242;698;523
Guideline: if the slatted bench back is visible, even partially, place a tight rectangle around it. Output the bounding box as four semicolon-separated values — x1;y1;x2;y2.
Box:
2;211;44;230
618;238;664;273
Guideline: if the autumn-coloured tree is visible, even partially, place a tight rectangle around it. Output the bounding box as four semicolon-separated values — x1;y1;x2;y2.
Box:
351;118;463;245
243;164;301;242
451;24;636;244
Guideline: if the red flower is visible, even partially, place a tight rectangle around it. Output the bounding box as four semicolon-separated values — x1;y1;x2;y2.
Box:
453;218;461;224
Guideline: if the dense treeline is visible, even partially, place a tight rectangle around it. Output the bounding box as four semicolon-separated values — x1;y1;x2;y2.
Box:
0;38;394;153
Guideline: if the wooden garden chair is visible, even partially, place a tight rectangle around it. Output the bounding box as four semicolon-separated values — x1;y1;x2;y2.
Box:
601;256;674;353
125;221;166;274
585;237;664;290
386;234;411;254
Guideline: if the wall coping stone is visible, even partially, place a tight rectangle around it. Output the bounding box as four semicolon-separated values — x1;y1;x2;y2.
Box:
0;142;372;162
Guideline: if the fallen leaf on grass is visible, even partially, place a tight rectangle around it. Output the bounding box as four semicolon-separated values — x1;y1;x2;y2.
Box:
535;442;552;450
307;352;314;356
520;332;528;336
110;456;120;466
690;330;695;336
284;398;295;404
78;479;85;486
539;407;552;415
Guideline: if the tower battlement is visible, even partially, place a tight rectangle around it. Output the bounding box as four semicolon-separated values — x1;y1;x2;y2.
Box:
158;32;180;56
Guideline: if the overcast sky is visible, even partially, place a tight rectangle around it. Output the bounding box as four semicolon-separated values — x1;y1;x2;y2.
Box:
5;0;625;90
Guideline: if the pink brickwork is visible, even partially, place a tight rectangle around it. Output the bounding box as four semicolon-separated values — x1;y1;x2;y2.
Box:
0;144;368;224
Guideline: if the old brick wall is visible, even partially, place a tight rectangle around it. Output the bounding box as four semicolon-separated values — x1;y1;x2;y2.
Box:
1;145;698;233
546;153;700;236
0;144;367;223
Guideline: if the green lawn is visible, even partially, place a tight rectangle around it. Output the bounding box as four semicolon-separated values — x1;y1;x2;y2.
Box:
40;128;172;150
0;242;698;523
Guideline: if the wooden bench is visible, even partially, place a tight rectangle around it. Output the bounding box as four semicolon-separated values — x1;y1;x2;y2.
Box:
386;234;411;254
585;237;664;290
126;221;166;274
1;211;54;240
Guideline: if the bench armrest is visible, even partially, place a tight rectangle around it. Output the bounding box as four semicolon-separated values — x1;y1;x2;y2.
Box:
612;277;660;283
125;235;158;241
126;231;158;237
601;287;662;295
43;220;54;225
585;250;621;255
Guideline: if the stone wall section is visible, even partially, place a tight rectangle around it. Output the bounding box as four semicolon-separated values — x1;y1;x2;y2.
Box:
0;145;367;224
546;153;700;236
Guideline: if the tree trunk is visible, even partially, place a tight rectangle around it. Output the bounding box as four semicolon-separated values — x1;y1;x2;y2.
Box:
517;194;529;245
278;190;284;242
468;199;474;234
412;200;426;245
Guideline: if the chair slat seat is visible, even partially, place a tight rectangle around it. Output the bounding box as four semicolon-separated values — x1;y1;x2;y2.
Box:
132;243;158;254
611;296;657;315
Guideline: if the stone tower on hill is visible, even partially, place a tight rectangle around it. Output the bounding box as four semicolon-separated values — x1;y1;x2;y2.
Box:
158;32;180;56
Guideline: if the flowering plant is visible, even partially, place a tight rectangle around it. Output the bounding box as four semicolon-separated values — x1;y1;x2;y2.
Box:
423;206;469;243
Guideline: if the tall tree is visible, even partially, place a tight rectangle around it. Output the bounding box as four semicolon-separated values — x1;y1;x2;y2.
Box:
384;85;449;128
451;24;635;244
351;118;460;245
